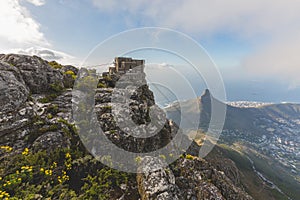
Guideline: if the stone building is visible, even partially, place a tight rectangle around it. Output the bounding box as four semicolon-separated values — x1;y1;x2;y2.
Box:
109;57;145;75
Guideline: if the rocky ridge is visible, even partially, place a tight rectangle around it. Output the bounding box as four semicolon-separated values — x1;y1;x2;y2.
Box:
0;54;253;200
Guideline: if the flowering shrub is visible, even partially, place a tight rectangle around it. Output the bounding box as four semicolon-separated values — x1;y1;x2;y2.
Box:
0;121;131;199
0;146;13;153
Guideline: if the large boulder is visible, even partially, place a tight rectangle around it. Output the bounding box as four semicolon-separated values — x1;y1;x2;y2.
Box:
60;65;78;88
0;54;63;94
0;61;29;113
137;156;182;200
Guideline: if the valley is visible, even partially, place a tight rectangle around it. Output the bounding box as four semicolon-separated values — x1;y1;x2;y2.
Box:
165;90;300;200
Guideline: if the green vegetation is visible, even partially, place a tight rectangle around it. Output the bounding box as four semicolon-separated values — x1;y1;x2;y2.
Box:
103;75;112;82
47;104;59;115
48;61;63;69
185;154;196;160
247;151;300;200
75;75;98;91
102;105;112;110
207;143;295;200
64;70;75;76
159;154;166;160
80;168;128;199
50;83;64;94
0;123;132;199
64;70;77;80
0;119;83;199
97;82;107;88
38;83;65;103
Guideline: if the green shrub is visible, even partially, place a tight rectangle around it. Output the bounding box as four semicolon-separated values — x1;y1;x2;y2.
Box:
50;83;64;93
75;76;98;91
185;154;195;160
65;70;75;76
38;97;51;103
47;104;59;115
97;82;106;88
79;168;128;199
49;61;63;69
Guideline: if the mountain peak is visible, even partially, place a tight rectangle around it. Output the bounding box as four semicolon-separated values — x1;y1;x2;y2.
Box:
202;89;211;97
200;89;212;105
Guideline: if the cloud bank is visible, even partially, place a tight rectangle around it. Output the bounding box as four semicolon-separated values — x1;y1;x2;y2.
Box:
0;0;77;65
243;32;300;88
91;0;300;37
0;0;49;49
92;0;300;87
25;0;46;6
12;47;79;65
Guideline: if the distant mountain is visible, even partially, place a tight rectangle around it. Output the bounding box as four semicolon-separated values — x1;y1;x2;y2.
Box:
165;89;300;200
165;89;300;135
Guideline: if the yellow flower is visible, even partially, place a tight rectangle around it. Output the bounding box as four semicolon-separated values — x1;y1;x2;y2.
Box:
58;177;62;183
22;148;29;156
40;168;44;172
45;169;53;176
0;190;10;198
65;152;71;159
21;165;33;172
65;163;72;170
0;146;13;152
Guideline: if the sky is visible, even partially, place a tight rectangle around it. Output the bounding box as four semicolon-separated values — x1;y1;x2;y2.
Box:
1;0;300;103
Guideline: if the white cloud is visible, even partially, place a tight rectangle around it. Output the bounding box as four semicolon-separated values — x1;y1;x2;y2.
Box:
243;31;300;88
92;0;300;88
10;47;80;65
25;0;46;6
91;0;300;37
0;0;49;50
0;0;80;65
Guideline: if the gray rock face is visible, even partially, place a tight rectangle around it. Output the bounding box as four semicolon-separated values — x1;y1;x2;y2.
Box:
60;65;78;88
173;157;253;200
0;61;29;113
0;55;254;200
32;131;70;152
136;156;253;200
0;54;63;94
0;54;69;151
137;156;182;200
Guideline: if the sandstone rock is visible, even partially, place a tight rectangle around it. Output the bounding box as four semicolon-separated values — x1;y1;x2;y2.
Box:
0;54;63;94
0;61;29;113
32;131;70;152
173;157;253;200
137;156;182;200
60;65;78;88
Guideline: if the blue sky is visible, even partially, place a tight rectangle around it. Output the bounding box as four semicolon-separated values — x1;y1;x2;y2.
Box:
1;0;300;102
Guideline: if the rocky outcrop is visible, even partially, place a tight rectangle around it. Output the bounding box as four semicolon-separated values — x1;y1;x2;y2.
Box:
172;157;253;200
0;54;254;200
0;54;72;151
0;54;63;94
137;156;182;200
0;61;29;113
136;156;253;200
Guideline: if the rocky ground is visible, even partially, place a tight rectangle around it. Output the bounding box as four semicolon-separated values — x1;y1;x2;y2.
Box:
0;54;253;199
